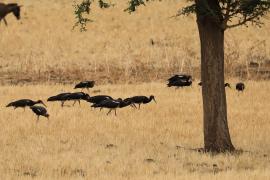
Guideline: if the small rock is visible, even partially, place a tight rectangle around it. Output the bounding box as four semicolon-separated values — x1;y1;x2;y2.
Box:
144;158;155;163
106;144;117;149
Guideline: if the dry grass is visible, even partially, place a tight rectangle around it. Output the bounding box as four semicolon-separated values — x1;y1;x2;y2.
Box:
0;0;270;84
0;81;270;179
0;0;270;179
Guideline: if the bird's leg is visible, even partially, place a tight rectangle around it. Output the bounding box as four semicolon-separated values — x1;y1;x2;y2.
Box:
138;104;141;109
61;101;64;107
87;88;89;92
3;18;8;26
107;109;112;115
130;104;136;109
73;100;76;106
36;116;39;124
100;107;103;111
114;109;117;116
78;100;81;106
24;107;25;112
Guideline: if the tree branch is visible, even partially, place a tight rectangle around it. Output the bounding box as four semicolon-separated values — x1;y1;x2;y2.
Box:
226;10;266;29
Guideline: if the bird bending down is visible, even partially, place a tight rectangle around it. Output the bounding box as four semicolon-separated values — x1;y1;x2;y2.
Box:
167;74;192;88
65;92;90;106
47;92;71;107
128;95;156;109
87;95;113;104
30;106;49;122
6;99;46;111
91;98;122;116
87;95;113;110
198;82;231;88
74;81;95;91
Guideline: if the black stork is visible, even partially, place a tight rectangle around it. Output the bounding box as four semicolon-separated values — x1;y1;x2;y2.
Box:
236;82;245;92
47;92;71;107
168;74;192;82
91;98;122;116
122;98;137;108
65;92;90;106
74;81;95;91
87;95;113;104
0;3;21;26
128;95;156;109
30;106;49;122
167;74;192;88
6;99;46;110
198;82;231;88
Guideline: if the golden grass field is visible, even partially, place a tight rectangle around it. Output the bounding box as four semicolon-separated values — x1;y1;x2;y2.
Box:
0;0;270;84
0;0;270;179
0;82;270;179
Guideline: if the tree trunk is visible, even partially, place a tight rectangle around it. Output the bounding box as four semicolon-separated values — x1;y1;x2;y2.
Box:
196;9;235;152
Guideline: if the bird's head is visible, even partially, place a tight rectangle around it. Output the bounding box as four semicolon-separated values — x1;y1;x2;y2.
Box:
225;83;231;88
37;100;47;107
116;98;123;102
44;113;49;118
84;93;91;100
150;95;156;103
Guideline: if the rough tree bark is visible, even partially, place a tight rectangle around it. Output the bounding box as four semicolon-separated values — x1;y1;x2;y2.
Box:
196;0;235;152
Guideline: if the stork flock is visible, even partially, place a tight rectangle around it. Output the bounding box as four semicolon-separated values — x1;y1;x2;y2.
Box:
6;75;245;122
6;80;157;121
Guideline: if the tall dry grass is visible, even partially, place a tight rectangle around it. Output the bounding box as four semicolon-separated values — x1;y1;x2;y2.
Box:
0;0;270;84
0;82;270;179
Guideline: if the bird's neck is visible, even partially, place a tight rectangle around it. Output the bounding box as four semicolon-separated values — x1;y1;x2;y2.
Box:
34;101;39;104
146;97;153;103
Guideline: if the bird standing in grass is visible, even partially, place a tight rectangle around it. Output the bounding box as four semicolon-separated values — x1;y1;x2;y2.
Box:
65;92;90;106
128;95;156;109
47;92;71;107
87;95;113;110
236;82;245;92
6;99;46;110
91;98;122;116
74;81;95;91
167;74;192;88
122;98;137;108
198;82;231;88
30;106;49;122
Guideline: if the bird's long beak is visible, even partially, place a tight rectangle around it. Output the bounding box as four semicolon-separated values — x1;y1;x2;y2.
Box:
153;98;157;103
